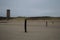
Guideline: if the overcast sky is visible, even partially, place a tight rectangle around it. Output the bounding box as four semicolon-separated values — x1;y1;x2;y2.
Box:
0;0;60;17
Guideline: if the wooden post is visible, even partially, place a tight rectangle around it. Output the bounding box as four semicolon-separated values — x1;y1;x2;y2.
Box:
52;21;54;24
24;19;27;32
46;21;48;27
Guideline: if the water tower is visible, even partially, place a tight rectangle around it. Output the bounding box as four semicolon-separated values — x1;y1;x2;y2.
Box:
7;9;10;19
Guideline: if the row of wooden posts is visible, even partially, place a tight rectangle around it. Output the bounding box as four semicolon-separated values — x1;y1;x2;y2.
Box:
24;19;48;33
7;18;48;33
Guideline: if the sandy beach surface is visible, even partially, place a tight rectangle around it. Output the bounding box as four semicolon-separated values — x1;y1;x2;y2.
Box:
0;20;60;40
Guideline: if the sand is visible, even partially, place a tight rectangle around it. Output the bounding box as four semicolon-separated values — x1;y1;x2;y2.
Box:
0;20;60;40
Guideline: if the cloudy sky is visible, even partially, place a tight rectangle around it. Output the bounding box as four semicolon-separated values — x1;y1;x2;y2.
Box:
0;0;60;17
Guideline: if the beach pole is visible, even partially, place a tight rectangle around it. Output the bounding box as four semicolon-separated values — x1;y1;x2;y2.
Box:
24;18;27;32
46;21;48;27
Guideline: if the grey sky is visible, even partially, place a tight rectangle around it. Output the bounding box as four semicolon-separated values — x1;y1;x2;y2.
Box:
0;0;60;17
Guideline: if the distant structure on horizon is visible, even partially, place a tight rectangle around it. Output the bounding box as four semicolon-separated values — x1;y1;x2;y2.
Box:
7;9;10;19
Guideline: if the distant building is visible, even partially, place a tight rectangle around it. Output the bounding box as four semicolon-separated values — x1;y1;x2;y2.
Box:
7;9;10;18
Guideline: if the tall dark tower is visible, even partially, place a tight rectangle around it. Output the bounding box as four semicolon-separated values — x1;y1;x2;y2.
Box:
7;9;10;19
